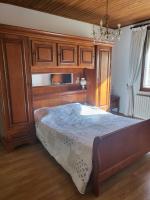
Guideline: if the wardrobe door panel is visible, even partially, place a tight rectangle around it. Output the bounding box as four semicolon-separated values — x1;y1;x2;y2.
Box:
99;48;111;110
85;46;111;109
2;36;33;131
5;41;28;124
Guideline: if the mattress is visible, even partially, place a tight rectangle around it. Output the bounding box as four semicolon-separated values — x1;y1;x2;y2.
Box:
34;103;141;194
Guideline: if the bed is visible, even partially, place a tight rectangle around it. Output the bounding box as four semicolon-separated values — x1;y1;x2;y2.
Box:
34;103;150;196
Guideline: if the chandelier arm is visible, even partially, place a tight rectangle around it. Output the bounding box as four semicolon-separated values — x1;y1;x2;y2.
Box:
106;0;109;31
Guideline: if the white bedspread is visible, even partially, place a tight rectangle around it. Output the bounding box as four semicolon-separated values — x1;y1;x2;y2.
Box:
35;103;141;194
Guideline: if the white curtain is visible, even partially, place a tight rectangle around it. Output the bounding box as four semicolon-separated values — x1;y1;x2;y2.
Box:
126;26;147;116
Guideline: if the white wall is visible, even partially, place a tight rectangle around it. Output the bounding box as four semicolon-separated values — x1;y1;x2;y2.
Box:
0;3;95;38
111;26;132;114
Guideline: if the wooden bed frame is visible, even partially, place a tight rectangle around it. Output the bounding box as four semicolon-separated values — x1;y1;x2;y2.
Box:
32;79;150;196
91;119;150;196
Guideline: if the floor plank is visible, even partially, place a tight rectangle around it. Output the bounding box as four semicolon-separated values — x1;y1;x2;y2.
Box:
0;143;150;200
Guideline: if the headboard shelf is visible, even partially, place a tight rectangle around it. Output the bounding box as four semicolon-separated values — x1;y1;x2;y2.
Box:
32;84;81;95
33;89;87;99
33;89;87;109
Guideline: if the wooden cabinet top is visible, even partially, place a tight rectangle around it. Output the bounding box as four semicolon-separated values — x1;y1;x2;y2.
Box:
0;24;113;47
0;24;113;70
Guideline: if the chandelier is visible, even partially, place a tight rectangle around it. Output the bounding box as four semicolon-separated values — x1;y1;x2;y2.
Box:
92;0;121;42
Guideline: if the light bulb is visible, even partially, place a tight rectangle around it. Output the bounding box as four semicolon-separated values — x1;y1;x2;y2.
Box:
117;24;121;29
100;19;103;27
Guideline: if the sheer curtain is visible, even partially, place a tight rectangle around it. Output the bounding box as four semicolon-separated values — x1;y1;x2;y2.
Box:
126;26;147;116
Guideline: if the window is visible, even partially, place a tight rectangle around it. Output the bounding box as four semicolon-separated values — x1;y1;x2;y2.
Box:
141;29;150;91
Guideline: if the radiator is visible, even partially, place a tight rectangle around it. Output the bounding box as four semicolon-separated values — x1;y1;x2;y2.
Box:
134;95;150;119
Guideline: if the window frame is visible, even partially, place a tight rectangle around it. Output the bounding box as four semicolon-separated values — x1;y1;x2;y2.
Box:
140;27;150;92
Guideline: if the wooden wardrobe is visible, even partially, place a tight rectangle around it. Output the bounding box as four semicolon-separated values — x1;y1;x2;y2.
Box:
0;24;112;151
0;33;35;151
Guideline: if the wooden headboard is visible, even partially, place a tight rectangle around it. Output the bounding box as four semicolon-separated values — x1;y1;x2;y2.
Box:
32;68;87;109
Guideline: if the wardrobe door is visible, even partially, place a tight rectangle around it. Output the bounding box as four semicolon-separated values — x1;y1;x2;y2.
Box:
98;47;111;110
79;46;95;68
32;40;57;66
0;34;34;139
57;43;77;66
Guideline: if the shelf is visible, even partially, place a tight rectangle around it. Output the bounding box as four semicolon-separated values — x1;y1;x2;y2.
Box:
33;89;87;100
33;89;87;109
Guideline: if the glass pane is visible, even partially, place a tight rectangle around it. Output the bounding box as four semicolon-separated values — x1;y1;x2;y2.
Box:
32;73;73;87
143;30;150;88
143;67;150;88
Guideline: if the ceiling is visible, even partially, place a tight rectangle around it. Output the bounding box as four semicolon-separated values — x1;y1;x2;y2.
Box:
0;0;150;28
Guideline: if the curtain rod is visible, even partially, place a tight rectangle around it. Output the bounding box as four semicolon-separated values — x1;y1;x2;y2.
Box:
130;22;150;29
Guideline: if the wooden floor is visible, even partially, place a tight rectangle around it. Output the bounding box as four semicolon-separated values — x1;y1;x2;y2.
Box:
0;143;150;200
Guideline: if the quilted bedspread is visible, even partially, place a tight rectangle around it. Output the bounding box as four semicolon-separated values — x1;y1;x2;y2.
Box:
34;103;141;194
